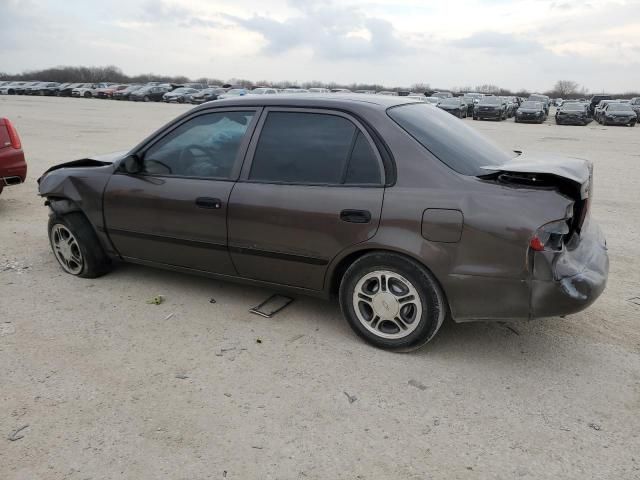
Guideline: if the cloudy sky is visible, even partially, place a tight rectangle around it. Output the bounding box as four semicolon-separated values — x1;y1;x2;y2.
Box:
2;0;639;91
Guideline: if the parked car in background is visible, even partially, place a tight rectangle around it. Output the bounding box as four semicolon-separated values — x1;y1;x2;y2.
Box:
249;87;278;95
37;95;608;351
354;90;376;94
130;85;169;102
330;88;351;93
376;91;398;96
463;93;483;116
432;91;453;99
515;101;546;123
502;96;518;117
407;94;428;102
437;97;468;118
630;97;640;118
589;94;612;116
600;103;637;126
282;88;310;94
474;96;507;120
555;102;591;125
24;82;49;95
44;83;69;96
594;100;618;123
217;88;249;100
0;118;27;196
190;87;226;104
528;94;550;115
113;84;143;100
57;83;82;97
424;97;440;105
308;87;331;93
14;81;42;95
96;84;128;99
163;87;198;103
72;83;112;98
0;82;27;95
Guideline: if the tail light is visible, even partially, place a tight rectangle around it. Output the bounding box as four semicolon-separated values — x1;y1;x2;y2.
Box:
529;219;570;252
2;118;22;149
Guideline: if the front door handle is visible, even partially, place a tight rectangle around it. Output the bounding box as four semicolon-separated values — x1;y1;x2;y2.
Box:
340;209;371;224
195;197;222;209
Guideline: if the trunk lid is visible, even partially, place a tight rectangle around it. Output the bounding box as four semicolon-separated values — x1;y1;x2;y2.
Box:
481;152;593;234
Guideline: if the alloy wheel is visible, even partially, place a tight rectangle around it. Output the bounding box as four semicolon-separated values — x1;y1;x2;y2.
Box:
352;270;423;340
50;224;84;275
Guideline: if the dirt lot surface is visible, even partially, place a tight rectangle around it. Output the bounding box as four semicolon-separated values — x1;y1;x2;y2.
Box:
1;96;639;480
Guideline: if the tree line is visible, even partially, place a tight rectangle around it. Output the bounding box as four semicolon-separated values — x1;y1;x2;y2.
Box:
1;65;638;98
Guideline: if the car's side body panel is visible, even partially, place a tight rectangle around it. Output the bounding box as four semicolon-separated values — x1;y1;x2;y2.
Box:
37;95;609;324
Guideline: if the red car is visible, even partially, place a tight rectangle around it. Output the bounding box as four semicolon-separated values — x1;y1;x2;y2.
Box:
0;118;27;195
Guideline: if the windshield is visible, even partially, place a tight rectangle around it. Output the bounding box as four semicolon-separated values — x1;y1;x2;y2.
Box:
479;97;501;105
609;104;633;112
440;98;460;106
529;95;547;102
521;101;541;109
561;103;584;111
387;103;512;176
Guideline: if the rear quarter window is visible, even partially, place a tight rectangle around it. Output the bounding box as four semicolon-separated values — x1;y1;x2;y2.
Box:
387;103;513;176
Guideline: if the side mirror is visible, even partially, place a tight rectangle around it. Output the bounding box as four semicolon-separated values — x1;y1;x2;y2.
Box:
121;154;143;174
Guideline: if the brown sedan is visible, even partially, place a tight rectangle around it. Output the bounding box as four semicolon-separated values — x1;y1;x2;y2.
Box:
38;95;608;350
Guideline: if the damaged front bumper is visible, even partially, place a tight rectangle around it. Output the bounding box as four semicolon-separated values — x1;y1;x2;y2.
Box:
530;219;609;318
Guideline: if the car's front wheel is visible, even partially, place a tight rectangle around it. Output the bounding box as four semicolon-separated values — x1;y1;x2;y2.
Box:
339;252;446;351
48;212;111;278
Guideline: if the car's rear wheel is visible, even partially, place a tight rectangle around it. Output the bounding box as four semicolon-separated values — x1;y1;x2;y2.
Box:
339;252;446;351
143;95;150;102
48;212;111;278
84;92;91;98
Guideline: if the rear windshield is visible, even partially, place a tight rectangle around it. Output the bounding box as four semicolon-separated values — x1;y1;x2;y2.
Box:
387;103;512;176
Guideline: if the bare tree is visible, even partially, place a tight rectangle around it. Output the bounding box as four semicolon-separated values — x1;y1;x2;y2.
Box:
553;80;579;97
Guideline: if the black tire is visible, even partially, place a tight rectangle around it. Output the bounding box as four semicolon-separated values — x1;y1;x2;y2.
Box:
143;95;150;102
339;252;446;352
48;212;111;278
84;92;91;98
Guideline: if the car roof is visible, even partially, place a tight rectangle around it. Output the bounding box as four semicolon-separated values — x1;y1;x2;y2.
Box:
193;93;419;112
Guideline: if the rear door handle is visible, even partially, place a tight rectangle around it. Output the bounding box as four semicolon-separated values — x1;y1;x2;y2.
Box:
195;197;222;209
340;209;371;224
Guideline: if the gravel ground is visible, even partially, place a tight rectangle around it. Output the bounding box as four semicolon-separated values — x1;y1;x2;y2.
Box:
1;96;639;480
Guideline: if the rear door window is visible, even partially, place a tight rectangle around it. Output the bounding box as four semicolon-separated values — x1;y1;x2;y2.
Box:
249;111;382;185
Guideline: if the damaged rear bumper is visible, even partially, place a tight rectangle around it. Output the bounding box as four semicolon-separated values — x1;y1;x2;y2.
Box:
530;220;608;318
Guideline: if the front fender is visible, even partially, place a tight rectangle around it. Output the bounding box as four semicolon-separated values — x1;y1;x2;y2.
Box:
39;164;119;258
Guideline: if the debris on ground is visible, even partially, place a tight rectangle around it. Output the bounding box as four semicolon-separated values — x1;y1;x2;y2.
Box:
408;379;427;391
287;334;305;344
224;393;232;398
164;313;175;321
256;338;262;344
8;425;29;441
146;295;164;305
343;391;357;403
175;374;189;379
0;322;16;337
249;294;294;318
1;259;31;274
209;298;216;304
588;422;602;431
627;297;640;307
